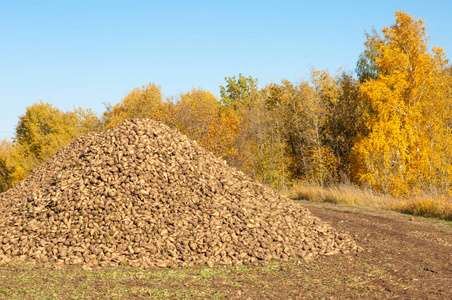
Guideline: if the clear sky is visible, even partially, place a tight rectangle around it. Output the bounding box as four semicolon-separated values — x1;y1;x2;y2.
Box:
1;0;451;141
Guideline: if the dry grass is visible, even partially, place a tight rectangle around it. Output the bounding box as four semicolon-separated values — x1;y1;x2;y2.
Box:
285;182;452;221
390;196;452;221
285;182;392;209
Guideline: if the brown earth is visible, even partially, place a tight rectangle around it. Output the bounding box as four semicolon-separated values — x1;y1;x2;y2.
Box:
288;200;452;299
0;200;451;299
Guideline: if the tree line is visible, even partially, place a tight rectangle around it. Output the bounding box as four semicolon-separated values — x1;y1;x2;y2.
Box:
1;11;451;198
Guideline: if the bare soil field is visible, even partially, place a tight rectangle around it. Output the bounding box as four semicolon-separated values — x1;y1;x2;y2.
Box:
1;199;451;299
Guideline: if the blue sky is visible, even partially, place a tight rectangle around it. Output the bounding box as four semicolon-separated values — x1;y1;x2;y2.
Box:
1;0;451;140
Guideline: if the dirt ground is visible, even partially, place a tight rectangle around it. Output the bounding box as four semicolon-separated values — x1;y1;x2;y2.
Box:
0;200;451;299
297;200;452;299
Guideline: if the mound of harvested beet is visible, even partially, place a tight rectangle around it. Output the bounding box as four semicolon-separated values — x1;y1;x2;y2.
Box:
0;119;360;268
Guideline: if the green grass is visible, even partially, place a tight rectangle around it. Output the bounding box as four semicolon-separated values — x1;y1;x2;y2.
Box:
0;258;389;300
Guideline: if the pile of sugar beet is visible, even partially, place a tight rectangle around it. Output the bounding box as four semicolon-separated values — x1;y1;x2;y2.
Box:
0;119;361;269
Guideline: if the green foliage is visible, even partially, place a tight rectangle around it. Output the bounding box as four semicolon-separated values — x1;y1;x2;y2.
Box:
218;74;261;177
220;74;259;110
356;29;383;83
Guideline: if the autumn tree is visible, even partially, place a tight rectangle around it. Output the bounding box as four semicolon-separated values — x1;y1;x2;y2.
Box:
243;91;284;187
103;83;164;129
73;107;103;133
322;71;367;181
265;80;308;183
261;73;338;187
175;89;219;143
425;64;452;195
304;70;340;186
4;101;101;186
0;140;14;193
261;81;299;188
219;74;288;187
220;74;259;110
219;74;259;174
164;88;236;161
353;11;450;196
356;29;383;82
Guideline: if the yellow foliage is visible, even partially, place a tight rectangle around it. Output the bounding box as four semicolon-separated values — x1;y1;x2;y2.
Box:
260;71;356;188
306;146;337;186
262;80;300;184
0;140;14;193
247;97;288;187
174;88;220;145
104;83;164;129
205;106;238;163
3;101;101;188
219;75;262;177
163;88;239;164
353;11;451;197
